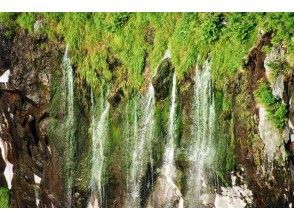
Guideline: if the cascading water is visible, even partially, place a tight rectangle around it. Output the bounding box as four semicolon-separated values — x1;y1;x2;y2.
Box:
62;46;75;207
186;59;215;207
88;91;110;208
163;73;177;182
127;84;155;207
161;73;184;207
0;138;13;189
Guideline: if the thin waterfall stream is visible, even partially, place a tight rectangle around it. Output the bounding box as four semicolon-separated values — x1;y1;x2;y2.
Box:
162;73;184;208
186;59;215;207
88;91;110;208
127;84;155;207
62;46;75;207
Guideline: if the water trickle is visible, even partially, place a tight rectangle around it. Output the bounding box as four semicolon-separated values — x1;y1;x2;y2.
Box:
163;73;177;180
127;84;155;207
62;46;75;207
88;91;110;208
33;174;41;207
161;73;184;207
186;59;215;207
0;138;13;189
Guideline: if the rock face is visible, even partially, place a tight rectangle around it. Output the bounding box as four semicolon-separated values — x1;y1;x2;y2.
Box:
0;26;294;208
272;74;284;100
153;58;175;102
0;29;62;207
258;107;284;166
232;33;293;207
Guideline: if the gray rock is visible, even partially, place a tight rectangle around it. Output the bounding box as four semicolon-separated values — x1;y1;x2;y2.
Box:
291;134;294;143
258;107;284;164
34;20;43;33
272;74;284;100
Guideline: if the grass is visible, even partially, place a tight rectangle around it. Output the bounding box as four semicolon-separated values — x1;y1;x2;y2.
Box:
0;187;9;208
1;12;292;95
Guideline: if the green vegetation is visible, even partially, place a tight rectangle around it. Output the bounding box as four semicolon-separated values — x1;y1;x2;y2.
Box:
0;187;9;208
1;12;293;94
255;82;287;129
16;13;36;33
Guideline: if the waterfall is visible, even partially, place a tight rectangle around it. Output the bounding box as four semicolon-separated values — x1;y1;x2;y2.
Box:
0;138;13;189
62;46;75;207
161;73;184;207
127;84;155;207
186;59;215;207
88;91;110;208
163;73;177;181
33;174;41;207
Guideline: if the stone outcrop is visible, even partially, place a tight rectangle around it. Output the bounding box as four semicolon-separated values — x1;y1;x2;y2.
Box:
0;29;63;207
258;106;285;166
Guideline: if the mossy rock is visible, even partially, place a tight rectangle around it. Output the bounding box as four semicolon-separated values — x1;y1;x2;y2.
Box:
153;58;175;101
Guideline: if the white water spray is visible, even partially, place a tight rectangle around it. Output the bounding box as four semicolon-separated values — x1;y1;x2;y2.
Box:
161;73;184;207
88;91;110;208
0;138;13;189
62;46;75;207
127;84;155;207
186;59;215;207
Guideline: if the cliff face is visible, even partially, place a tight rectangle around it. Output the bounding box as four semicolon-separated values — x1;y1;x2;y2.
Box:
0;13;294;208
0;29;63;207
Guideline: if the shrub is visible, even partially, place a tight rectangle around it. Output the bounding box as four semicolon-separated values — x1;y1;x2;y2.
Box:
255;82;277;106
255;82;287;129
202;13;224;44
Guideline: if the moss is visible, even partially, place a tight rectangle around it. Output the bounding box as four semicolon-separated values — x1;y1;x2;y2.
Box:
0;187;9;208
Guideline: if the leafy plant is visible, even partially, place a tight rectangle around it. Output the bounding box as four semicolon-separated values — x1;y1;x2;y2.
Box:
255;82;287;129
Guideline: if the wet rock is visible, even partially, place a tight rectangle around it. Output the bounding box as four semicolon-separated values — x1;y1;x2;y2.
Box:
153;58;175;101
0;27;12;73
146;175;181;208
214;174;253;208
